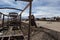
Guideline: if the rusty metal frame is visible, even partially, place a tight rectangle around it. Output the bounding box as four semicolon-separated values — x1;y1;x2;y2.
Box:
0;7;23;28
18;1;32;40
1;14;8;27
15;0;33;2
0;7;23;11
19;3;30;29
0;13;5;27
28;2;32;40
0;0;33;40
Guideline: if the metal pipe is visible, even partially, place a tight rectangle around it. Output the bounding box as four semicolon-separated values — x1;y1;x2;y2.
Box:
19;3;30;30
20;14;22;29
20;3;30;15
2;14;4;27
7;15;9;27
28;1;32;40
0;7;23;11
15;0;33;2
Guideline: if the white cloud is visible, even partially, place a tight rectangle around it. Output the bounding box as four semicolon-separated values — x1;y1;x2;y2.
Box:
1;0;16;6
0;0;60;18
32;6;60;17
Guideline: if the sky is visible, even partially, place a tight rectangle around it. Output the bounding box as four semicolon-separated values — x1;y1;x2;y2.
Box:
0;0;60;18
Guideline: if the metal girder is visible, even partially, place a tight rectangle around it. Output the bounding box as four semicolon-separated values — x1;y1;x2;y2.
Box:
28;2;32;40
20;3;30;15
0;12;8;18
0;7;23;11
15;0;33;2
0;12;7;16
0;12;3;18
19;3;30;30
0;12;3;15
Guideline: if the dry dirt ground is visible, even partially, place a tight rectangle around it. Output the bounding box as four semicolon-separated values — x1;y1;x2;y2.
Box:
36;21;60;32
22;21;60;40
0;21;60;40
23;21;60;32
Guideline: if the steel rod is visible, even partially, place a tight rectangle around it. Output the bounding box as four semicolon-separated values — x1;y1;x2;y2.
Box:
28;1;32;40
2;14;4;27
19;3;30;30
0;7;23;11
20;14;22;29
20;3;30;15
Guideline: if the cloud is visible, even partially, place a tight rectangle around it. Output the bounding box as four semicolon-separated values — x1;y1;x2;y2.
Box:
33;0;60;7
32;6;60;17
31;0;60;18
0;0;60;18
1;0;16;6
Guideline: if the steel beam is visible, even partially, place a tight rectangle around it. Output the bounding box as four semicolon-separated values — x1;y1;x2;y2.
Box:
15;0;33;2
0;7;23;11
0;12;3;18
28;1;32;40
20;3;30;15
2;14;4;27
19;3;30;30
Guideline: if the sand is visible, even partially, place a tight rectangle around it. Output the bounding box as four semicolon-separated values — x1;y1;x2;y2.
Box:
23;21;60;32
36;21;60;32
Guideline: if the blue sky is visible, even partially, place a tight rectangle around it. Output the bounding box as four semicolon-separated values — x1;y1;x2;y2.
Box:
0;0;60;18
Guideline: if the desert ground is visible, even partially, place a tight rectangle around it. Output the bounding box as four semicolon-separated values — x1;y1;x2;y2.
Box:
23;21;60;32
0;20;60;32
0;20;60;40
36;21;60;32
22;21;60;40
